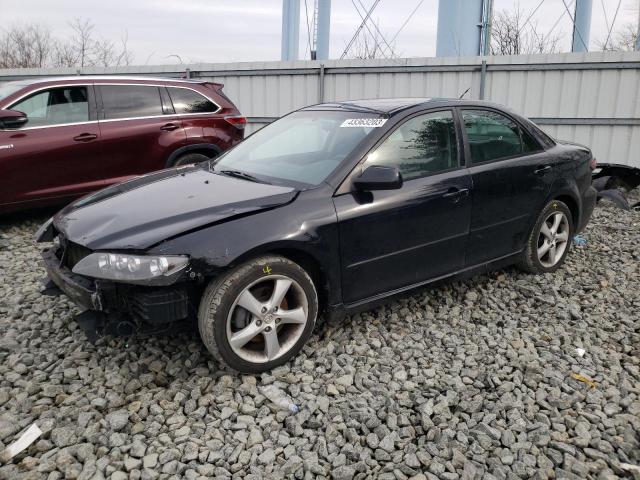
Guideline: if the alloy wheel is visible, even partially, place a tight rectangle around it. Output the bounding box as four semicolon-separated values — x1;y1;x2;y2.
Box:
226;275;309;363
537;211;570;268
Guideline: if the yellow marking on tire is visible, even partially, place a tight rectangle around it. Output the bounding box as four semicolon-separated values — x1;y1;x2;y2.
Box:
263;265;272;274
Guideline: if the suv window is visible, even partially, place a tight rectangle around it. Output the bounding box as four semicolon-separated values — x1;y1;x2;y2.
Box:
101;85;163;120
462;109;536;163
363;110;458;181
11;86;88;128
167;87;218;114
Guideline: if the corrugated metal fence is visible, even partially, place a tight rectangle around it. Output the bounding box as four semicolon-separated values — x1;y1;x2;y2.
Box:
2;51;639;167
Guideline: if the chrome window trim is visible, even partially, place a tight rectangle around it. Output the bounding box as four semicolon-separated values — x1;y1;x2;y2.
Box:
1;82;221;131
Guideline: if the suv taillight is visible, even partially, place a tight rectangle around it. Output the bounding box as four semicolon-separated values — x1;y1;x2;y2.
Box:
224;115;246;130
590;156;598;170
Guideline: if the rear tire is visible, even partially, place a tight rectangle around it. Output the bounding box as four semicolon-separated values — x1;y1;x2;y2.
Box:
170;152;211;168
518;199;574;274
197;256;318;373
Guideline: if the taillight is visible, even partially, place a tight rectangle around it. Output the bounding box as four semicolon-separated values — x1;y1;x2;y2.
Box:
589;156;598;170
224;115;246;130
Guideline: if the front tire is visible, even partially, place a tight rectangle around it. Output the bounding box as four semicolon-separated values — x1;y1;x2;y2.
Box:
518;199;573;274
198;256;318;373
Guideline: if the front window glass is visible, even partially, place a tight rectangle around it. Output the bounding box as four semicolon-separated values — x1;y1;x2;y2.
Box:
462;109;523;163
101;85;163;120
213;111;383;186
363;110;458;180
11;86;88;128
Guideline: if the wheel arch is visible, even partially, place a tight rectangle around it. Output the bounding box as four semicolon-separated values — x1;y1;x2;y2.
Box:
166;143;222;167
226;243;331;314
553;193;579;230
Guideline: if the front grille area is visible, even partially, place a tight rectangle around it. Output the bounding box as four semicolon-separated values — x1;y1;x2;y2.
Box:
128;288;189;324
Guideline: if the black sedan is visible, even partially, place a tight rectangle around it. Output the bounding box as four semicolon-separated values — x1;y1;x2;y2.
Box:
37;98;597;372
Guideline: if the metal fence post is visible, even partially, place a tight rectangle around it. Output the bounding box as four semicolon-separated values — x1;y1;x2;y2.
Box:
479;60;487;100
318;64;325;103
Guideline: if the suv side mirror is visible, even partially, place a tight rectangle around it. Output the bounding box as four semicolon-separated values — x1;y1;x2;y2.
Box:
0;109;28;129
353;165;403;191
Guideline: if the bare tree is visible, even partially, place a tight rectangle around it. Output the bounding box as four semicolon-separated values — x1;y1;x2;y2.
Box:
491;7;562;55
68;17;95;67
596;23;638;51
595;3;639;51
0;24;54;68
51;40;79;68
0;19;134;68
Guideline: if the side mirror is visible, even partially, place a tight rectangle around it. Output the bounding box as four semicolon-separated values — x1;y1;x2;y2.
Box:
353;165;403;191
0;109;28;129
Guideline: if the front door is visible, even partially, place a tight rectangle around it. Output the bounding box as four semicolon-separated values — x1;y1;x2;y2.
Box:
0;84;103;208
334;109;472;304
96;84;186;185
460;108;555;265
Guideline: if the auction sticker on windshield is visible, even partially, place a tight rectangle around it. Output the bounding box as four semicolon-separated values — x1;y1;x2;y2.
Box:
340;118;388;128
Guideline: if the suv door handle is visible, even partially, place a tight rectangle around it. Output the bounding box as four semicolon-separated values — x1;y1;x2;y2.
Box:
73;133;97;142
160;123;179;131
534;165;552;175
442;187;470;200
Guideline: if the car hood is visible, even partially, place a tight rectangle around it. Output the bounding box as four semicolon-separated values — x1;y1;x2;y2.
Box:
54;166;297;250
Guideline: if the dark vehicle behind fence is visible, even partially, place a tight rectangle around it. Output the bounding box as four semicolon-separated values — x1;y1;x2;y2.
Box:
37;98;597;373
0;76;245;213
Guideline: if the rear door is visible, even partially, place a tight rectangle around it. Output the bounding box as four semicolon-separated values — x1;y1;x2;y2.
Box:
96;84;186;184
460;108;554;265
0;84;103;208
334;109;472;304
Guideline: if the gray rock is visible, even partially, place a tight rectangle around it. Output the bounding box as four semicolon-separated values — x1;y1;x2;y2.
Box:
332;465;356;480
105;410;130;431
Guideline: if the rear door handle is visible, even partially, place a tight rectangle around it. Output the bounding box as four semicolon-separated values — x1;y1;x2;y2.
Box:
442;187;470;200
534;165;552;175
160;123;179;131
73;133;97;142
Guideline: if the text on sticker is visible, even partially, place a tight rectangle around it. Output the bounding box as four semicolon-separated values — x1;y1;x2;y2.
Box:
340;118;388;128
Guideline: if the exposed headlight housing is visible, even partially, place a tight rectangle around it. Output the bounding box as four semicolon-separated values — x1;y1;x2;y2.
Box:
72;253;189;285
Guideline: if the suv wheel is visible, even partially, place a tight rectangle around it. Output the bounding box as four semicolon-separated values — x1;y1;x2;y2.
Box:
198;255;318;373
519;199;573;274
170;152;211;167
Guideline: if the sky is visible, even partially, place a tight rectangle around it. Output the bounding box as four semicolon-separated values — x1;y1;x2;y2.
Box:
0;0;638;64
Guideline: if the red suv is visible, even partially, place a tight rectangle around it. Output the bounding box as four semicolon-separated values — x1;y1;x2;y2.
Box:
0;76;245;213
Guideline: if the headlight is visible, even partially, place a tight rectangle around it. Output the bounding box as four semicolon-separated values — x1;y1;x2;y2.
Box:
72;253;189;285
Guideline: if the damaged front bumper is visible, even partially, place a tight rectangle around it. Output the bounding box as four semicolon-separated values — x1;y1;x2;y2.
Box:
42;247;103;311
40;243;200;342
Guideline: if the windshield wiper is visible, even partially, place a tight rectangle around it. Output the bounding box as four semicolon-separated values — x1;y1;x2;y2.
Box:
219;169;269;184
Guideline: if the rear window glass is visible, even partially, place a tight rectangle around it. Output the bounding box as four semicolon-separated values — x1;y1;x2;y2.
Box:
101;85;163;120
462;109;523;163
167;87;218;114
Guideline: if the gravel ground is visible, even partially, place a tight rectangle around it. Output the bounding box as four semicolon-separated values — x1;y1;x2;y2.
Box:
0;197;638;480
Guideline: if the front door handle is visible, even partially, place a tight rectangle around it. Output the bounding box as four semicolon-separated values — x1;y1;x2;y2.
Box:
534;165;553;175
442;187;470;200
160;123;179;131
73;133;97;142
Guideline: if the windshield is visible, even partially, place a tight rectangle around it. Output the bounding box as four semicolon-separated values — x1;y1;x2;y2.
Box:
0;82;28;103
213;110;385;187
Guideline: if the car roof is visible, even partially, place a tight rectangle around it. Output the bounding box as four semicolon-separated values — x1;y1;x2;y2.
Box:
4;75;205;86
304;97;507;115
